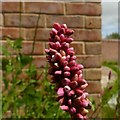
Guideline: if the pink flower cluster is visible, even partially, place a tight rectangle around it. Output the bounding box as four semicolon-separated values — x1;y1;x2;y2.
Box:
45;23;91;119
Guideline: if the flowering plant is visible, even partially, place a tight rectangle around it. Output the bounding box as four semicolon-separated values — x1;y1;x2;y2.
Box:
45;23;91;119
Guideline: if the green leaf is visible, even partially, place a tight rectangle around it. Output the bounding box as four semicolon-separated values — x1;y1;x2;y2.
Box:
19;54;33;67
13;38;22;49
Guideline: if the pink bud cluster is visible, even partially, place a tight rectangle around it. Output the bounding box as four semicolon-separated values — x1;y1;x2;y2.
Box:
45;23;91;119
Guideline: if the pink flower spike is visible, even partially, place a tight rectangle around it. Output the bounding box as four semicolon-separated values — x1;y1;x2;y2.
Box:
46;23;91;119
60;105;69;111
57;87;64;97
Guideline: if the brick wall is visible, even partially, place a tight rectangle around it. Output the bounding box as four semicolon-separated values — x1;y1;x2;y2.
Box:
102;39;119;62
1;1;102;114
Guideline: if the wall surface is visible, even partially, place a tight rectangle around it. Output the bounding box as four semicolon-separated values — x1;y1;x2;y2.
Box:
102;39;119;62
1;1;102;115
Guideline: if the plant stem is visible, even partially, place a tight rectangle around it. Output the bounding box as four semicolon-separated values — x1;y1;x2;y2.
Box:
31;14;40;54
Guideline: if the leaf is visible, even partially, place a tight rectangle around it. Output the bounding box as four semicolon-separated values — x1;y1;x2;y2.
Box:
19;54;33;67
13;38;22;49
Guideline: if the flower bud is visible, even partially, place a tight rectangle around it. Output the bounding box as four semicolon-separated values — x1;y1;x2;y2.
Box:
68;99;72;105
62;78;70;86
60;50;66;56
60;105;69;111
69;81;78;89
75;89;83;96
54;52;62;61
66;29;74;36
52;28;58;35
64;66;70;71
54;35;61;42
70;55;77;61
66;38;74;43
60;34;65;42
61;24;67;29
64;85;71;92
68;90;75;97
75;113;84;119
49;48;57;55
68;60;76;67
55;70;62;75
53;23;61;31
64;71;71;77
57;87;64;97
69;107;76;114
58;28;65;35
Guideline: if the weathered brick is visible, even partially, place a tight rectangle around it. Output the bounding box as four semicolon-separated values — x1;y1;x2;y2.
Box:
85;42;101;55
4;14;45;28
72;29;101;41
0;14;3;26
85;17;101;29
2;28;25;40
2;2;22;13
85;0;101;2
70;42;85;55
77;55;101;68
46;15;84;28
25;28;51;41
84;68;101;80
24;2;64;14
88;94;101;118
1;41;44;55
21;41;44;55
32;56;47;68
86;81;102;93
66;3;101;16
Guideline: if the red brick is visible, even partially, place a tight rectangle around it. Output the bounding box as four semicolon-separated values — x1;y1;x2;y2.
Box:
1;41;45;55
32;56;47;68
2;2;22;13
77;55;101;68
72;29;101;41
46;15;84;28
25;28;51;41
85;0;101;2
4;14;45;28
85;17;101;29
88;94;101;118
85;42;101;55
24;2;64;14
2;28;25;40
70;42;85;55
84;68;101;80
66;3;101;16
86;81;102;93
21;41;44;55
0;14;3;26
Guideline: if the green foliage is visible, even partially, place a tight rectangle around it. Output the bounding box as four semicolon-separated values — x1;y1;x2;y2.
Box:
105;32;120;39
2;38;70;119
90;61;119;118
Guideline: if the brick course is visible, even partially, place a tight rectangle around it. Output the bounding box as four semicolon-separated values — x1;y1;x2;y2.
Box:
1;1;102;108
